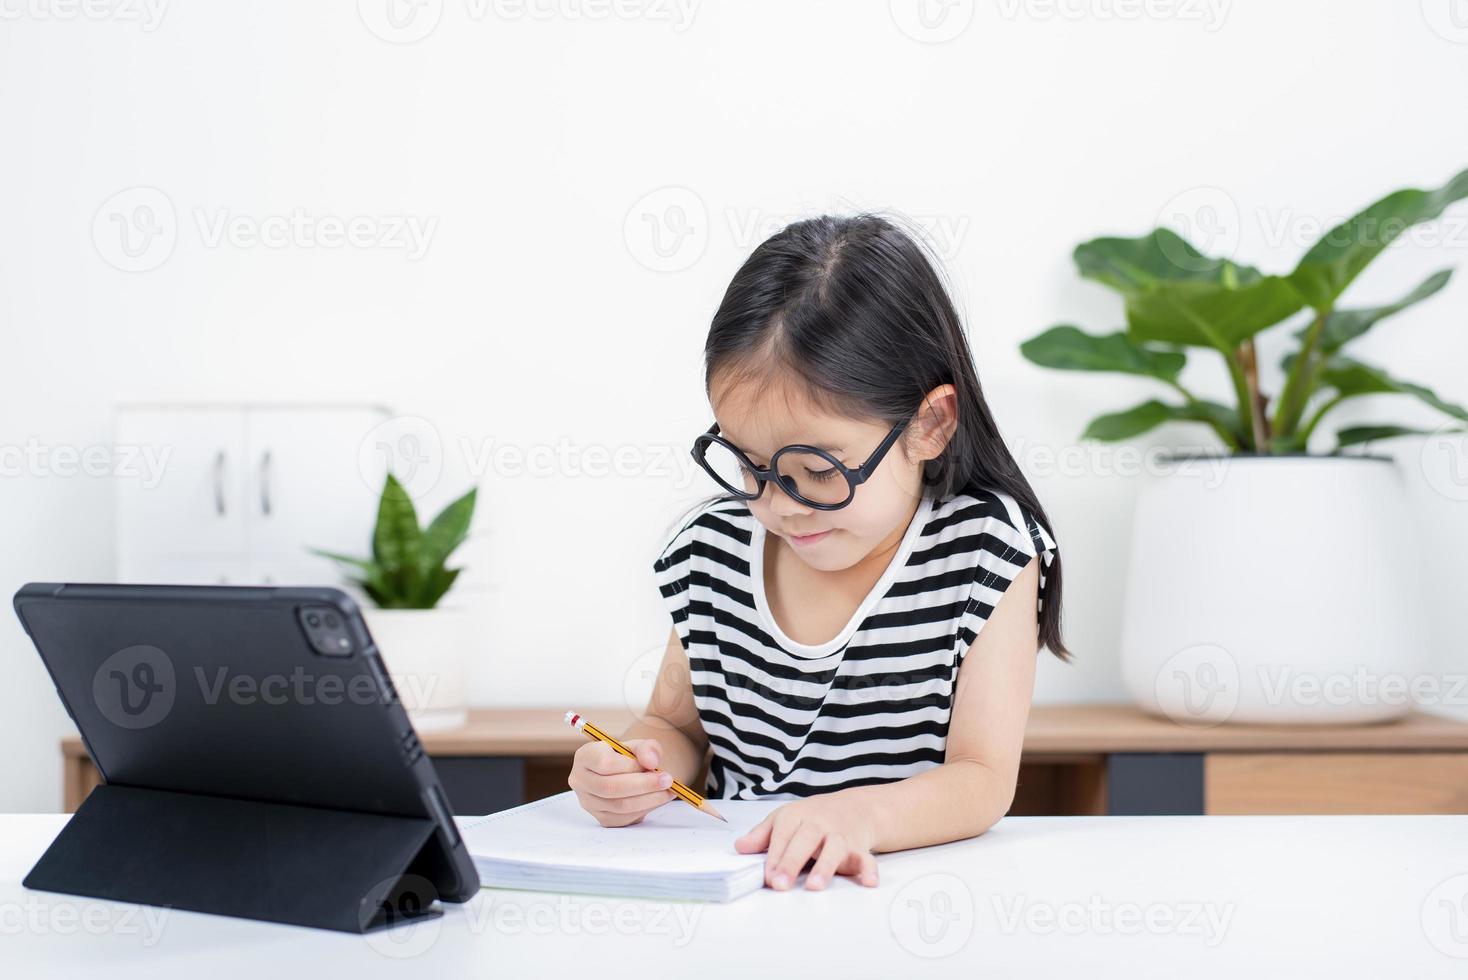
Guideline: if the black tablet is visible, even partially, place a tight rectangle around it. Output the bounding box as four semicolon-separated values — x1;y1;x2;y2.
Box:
14;582;481;932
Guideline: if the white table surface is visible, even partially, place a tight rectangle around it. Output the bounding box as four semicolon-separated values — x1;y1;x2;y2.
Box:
4;812;1467;978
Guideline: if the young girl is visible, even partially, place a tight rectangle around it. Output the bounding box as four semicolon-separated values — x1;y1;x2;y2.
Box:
569;214;1068;892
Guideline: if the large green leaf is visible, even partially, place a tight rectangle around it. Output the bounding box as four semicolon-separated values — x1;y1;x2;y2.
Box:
1297;268;1453;356
1125;276;1306;350
418;567;463;609
1332;425;1452;451
1289;167;1468;309
420;487;477;571
372;474;424;601
1317;356;1468;422
1020;325;1186;380
1074;229;1249;294
1082;398;1240;442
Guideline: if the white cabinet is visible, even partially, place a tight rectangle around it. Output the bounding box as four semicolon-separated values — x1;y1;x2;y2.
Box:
116;404;390;586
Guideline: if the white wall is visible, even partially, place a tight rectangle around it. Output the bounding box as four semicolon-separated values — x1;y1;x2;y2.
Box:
2;0;1467;810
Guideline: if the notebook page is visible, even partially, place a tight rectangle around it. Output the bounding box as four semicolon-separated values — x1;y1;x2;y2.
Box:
459;791;782;875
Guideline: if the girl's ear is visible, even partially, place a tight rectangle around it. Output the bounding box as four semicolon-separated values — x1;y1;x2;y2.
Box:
911;384;959;463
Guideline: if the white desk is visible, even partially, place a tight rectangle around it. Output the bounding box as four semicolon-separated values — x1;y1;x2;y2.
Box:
4;812;1466;978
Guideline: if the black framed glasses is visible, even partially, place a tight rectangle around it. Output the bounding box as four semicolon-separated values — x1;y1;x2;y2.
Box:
690;417;910;511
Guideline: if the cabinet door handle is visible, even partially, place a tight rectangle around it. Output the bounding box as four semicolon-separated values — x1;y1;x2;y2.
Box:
212;450;227;516
259;450;272;517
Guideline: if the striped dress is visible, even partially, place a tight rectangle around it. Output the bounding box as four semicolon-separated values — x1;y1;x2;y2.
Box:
651;489;1058;801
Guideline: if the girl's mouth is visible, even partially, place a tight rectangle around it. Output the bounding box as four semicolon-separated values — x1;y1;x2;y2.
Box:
789;529;832;547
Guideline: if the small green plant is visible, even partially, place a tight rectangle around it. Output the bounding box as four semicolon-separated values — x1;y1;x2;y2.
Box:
313;474;477;609
1021;167;1468;454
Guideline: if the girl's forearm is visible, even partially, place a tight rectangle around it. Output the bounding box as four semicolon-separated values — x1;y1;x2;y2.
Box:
620;716;705;788
841;759;1013;853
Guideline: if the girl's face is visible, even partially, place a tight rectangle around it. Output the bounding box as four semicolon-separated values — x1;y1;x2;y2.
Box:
709;375;955;573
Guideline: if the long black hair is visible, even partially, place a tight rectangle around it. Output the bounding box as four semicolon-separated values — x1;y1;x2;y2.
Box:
677;213;1069;661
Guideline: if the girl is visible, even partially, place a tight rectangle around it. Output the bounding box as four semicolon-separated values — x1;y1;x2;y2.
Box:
568;214;1067;892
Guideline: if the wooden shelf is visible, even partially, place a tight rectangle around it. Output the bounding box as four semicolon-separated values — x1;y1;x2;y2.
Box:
59;703;1468;816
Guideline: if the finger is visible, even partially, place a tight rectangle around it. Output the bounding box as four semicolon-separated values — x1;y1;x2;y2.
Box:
595;787;678;816
850;850;879;887
734;815;773;854
586;742;648;776
762;817;800;884
585;767;675;800
630;738;663;770
769;823;823;890
805;836;847;890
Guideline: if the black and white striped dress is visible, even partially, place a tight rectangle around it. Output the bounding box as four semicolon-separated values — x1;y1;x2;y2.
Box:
651;489;1058;801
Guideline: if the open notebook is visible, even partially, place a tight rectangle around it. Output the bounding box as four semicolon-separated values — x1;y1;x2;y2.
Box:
457;790;784;902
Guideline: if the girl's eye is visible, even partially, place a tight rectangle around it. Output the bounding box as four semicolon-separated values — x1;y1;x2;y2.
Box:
805;467;838;482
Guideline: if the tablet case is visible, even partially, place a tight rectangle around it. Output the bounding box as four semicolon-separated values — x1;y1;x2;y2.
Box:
25;784;444;933
15;583;480;934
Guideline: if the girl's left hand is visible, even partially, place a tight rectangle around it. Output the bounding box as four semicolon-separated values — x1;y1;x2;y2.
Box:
733;793;880;891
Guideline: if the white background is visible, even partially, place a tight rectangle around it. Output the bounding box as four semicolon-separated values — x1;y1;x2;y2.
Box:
1;0;1467;810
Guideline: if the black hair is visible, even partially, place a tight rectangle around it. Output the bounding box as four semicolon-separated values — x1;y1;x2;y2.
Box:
673;213;1069;661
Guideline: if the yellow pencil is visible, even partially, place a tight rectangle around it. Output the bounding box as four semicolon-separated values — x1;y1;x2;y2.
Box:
564;710;727;823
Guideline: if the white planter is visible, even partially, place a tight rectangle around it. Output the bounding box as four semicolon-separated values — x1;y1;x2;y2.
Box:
1120;455;1429;726
361;607;473;732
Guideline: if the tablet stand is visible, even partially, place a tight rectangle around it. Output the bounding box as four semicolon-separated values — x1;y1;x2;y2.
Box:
24;783;446;933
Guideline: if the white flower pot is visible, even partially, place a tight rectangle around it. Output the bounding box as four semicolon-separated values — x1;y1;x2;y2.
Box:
360;607;473;732
1120;455;1429;725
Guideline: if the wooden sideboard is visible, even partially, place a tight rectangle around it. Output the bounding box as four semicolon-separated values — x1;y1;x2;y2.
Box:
60;704;1468;816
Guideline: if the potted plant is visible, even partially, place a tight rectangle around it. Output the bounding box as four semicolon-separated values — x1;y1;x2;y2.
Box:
314;474;478;731
1021;167;1468;725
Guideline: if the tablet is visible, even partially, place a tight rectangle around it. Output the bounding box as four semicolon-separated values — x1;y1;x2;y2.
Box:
14;582;481;929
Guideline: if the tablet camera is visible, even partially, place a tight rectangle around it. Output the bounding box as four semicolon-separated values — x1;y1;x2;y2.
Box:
297;605;355;656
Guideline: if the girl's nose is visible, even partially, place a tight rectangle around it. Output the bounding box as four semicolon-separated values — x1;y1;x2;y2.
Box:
765;477;811;517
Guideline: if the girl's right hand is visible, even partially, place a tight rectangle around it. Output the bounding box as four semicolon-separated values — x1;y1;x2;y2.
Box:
568;737;678;827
